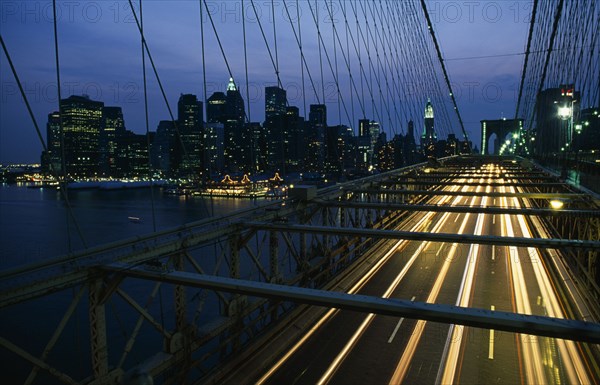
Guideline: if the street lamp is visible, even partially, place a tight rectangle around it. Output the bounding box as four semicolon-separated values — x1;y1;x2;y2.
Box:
550;199;564;210
558;105;571;120
557;98;577;179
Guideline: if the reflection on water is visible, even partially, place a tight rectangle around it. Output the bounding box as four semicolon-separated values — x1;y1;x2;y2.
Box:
0;185;255;269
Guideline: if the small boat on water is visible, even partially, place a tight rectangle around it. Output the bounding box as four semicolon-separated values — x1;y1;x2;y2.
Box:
128;216;141;223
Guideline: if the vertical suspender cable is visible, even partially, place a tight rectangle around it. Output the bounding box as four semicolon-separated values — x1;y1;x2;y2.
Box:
52;0;88;250
515;0;539;120
1;35;86;248
140;0;157;233
525;0;565;132
199;0;215;215
316;1;325;103
296;0;307;119
242;0;254;171
419;0;470;149
272;0;280;85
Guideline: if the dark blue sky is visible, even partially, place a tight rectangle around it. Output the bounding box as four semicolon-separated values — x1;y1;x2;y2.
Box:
0;1;531;163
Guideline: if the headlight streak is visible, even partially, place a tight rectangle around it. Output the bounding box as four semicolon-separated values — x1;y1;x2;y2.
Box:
256;183;463;384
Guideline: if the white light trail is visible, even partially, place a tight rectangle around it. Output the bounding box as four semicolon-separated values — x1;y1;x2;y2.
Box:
256;185;462;384
389;185;478;385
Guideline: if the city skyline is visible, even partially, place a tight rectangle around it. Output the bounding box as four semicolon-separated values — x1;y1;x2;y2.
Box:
39;81;457;180
1;1;530;163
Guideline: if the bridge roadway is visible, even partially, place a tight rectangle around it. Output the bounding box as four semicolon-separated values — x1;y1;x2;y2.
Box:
234;163;598;385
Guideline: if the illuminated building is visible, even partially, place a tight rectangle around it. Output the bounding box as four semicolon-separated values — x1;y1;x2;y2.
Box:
285;106;305;172
358;119;380;169
306;104;327;172
117;131;153;178
573;107;600;151
224;78;246;172
534;85;580;155
204;122;224;177
265;86;287;171
177;93;203;178
421;98;437;156
101;106;125;176
207;92;227;123
60;95;104;178
42;111;62;175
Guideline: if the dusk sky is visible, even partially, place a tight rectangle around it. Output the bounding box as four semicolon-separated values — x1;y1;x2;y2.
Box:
0;1;531;164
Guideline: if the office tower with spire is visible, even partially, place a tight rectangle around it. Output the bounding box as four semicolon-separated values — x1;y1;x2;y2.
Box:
223;78;247;172
421;98;437;156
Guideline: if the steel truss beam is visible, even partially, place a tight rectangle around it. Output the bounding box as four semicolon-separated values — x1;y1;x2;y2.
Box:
349;188;587;199
379;180;565;187
315;201;600;218
246;222;600;249
104;265;600;344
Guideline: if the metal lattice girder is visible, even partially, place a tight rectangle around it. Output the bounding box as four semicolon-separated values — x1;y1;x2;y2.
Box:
314;201;600;218
378;180;566;187
349;188;587;200
246;222;600;249
103;264;600;344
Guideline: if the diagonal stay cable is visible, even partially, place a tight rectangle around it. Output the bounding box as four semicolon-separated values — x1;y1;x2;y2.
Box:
126;0;189;165
419;0;469;147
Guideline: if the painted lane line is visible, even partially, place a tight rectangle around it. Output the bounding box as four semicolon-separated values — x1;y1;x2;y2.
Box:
438;191;487;384
488;305;495;360
389;188;476;385
435;243;445;257
254;204;445;385
387;296;416;343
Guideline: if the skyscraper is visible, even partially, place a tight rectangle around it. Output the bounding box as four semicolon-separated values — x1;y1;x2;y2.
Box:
265;86;287;171
152;120;175;175
265;86;287;120
223;78;246;172
177;94;203;178
207;92;227;123
101;106;126;176
357;119;380;168
60;95;104;178
285;106;305;171
306;104;327;171
534;85;580;155
42;111;62;175
421;98;437;156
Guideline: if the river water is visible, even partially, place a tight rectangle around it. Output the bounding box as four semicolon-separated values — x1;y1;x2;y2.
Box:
0;184;255;269
0;184;257;382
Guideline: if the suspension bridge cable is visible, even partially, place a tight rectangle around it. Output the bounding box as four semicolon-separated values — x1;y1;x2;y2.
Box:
249;0;283;88
241;0;252;124
526;0;565;131
342;1;356;130
419;0;469;147
295;0;307;118
272;0;280;84
316;1;326;103
306;1;353;127
52;0;88;251
0;36;45;154
329;1;367;118
0;34;87;249
281;0;321;105
201;0;234;81
126;0;189;169
139;0;157;233
515;0;539;120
